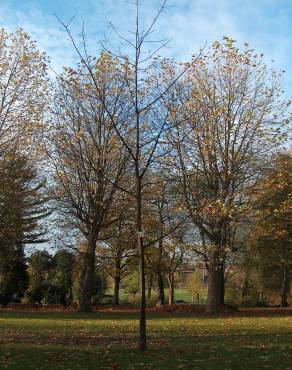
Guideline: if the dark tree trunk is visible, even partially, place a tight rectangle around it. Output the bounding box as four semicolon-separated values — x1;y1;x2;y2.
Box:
113;276;121;306
60;293;67;307
156;271;165;306
78;238;96;312
207;250;224;313
280;266;289;307
167;273;174;305
219;261;225;305
156;237;165;306
242;268;250;298
156;216;165;306
147;276;152;300
112;257;121;306
138;236;146;349
136;175;146;350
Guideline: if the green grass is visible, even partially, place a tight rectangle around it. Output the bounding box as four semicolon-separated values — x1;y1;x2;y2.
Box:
0;309;291;369
172;288;204;303
104;288;201;304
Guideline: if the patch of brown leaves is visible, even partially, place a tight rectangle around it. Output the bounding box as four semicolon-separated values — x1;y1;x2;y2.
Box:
1;303;291;316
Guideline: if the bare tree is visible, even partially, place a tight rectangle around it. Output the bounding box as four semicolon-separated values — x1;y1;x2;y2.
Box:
164;239;185;305
57;0;202;348
144;171;186;306
48;55;129;311
97;193;137;306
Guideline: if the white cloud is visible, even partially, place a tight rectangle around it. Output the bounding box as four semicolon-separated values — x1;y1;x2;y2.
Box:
0;0;291;93
0;2;78;72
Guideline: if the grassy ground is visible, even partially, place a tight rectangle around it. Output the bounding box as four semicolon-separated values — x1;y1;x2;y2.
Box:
0;308;291;369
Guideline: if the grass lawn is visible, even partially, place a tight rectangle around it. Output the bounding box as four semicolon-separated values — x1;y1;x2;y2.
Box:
104;288;202;304
0;308;291;369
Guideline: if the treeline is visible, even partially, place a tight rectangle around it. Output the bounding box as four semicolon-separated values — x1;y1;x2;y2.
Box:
0;249;105;307
0;8;291;351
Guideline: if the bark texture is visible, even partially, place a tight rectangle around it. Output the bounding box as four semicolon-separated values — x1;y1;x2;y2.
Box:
281;266;289;307
167;273;174;305
156;271;165;306
78;239;96;312
207;250;224;313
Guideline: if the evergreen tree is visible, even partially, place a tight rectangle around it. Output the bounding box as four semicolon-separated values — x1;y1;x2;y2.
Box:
0;151;49;305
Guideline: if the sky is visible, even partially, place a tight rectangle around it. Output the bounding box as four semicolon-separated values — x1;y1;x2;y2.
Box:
0;0;292;94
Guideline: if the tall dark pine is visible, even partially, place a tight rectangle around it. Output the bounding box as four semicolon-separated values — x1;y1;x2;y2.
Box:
0;151;49;305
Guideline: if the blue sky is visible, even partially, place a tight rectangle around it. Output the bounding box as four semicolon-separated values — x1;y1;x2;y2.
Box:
0;0;292;94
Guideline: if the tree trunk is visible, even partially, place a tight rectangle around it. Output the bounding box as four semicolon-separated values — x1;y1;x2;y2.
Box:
219;261;225;305
60;293;67;307
167;273;174;305
136;175;146;350
207;250;224;313
156;271;165;306
280;265;289;307
112;257;121;306
242;268;250;298
138;235;146;349
78;239;96;312
156;217;165;306
147;275;152;300
113;276;121;306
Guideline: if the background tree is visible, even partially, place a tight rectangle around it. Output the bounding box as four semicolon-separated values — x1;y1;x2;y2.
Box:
145;174;187;306
97;204;137;306
0;245;27;305
164;239;185;305
52;249;74;306
122;271;140;302
27;250;54;304
146;178;168;306
249;152;292;306
186;271;207;303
